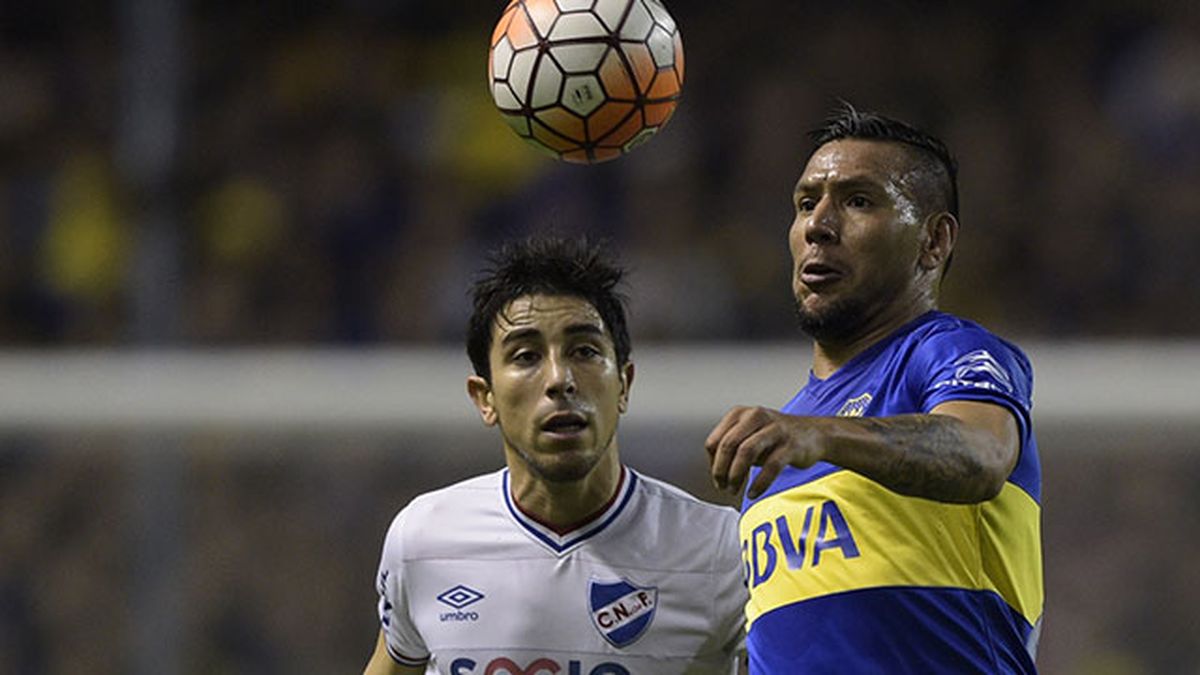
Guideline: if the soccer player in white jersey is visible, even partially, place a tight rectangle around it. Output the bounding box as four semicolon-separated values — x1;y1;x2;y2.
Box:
363;237;747;675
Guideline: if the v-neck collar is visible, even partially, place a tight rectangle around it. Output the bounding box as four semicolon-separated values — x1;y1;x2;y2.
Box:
502;466;638;556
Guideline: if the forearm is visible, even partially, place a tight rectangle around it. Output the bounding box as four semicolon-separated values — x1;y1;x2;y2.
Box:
364;631;425;675
814;413;1009;503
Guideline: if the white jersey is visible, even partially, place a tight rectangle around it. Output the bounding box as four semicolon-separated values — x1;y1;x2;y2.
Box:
374;466;746;675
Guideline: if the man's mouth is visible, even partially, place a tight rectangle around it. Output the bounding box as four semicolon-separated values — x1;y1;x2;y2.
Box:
799;261;845;289
541;412;588;436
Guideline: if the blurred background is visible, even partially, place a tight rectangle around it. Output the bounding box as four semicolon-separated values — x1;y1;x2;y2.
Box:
2;0;1199;673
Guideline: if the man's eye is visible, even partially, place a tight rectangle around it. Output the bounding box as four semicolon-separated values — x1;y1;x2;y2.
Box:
512;350;539;364
574;344;602;358
796;198;817;213
847;195;872;208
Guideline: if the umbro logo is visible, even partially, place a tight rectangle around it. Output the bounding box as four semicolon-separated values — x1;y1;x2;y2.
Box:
437;584;485;609
438;584;484;623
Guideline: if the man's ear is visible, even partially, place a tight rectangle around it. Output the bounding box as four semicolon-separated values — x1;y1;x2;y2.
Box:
467;375;498;426
920;212;958;272
617;361;634;414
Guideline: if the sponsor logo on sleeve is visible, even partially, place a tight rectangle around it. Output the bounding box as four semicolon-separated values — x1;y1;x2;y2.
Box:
933;349;1014;394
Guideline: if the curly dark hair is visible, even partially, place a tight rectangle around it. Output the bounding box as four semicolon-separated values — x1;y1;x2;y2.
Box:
466;236;631;381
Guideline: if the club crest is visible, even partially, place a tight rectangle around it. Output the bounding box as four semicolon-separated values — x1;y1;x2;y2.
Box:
837;393;873;417
588;578;657;648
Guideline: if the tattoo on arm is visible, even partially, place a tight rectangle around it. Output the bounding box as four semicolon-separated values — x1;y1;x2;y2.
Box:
846;415;994;503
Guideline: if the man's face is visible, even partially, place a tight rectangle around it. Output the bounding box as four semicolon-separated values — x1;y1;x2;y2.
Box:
789;139;934;343
469;294;632;483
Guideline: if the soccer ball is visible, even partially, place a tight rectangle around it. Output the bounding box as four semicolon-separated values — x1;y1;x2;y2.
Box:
488;0;684;164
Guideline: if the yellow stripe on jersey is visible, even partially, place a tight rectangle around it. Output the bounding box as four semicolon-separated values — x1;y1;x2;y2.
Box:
740;470;1043;629
980;479;1044;624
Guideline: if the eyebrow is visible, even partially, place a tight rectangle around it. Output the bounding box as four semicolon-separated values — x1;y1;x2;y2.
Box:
794;175;882;194
498;322;606;346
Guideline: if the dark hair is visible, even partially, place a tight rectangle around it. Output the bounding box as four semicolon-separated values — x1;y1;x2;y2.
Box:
809;102;959;218
466;236;631;381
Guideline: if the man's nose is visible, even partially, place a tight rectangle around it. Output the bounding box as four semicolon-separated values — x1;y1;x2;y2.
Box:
545;354;577;397
805;196;840;245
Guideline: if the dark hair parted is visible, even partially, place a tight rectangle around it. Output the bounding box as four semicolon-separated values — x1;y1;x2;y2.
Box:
467;236;632;381
810;102;959;219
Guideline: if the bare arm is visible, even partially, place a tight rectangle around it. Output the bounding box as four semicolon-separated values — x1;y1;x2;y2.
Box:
706;400;1019;503
363;631;427;675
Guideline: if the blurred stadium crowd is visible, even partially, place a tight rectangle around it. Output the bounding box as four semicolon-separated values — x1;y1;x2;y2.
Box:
1;1;1198;346
3;1;1200;674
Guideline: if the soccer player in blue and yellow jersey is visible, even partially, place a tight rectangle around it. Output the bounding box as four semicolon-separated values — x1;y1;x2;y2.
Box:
706;105;1043;674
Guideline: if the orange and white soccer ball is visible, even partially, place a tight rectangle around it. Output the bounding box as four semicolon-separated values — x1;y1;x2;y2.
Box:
488;0;684;164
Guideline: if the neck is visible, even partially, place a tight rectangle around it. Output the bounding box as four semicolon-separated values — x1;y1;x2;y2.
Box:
508;453;624;529
812;293;936;378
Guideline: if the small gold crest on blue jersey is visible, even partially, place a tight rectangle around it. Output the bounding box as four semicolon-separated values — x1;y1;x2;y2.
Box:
836;393;873;417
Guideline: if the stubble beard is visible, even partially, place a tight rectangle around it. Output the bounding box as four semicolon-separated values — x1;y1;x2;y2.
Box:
793;293;870;345
505;425;618;484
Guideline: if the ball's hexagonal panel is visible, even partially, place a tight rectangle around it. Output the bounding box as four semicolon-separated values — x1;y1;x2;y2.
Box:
507;48;541;105
529;56;565;108
549;43;609;73
524;0;559;38
491;36;515;80
593;0;628;32
619;0;653;42
644;0;676;33
506;7;540;49
549;12;607;40
597;49;636;100
561;74;606;116
647;25;674;68
493;81;522;111
623;126;658;152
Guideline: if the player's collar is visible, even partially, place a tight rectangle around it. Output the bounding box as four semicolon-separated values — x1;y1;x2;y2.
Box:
502;465;639;555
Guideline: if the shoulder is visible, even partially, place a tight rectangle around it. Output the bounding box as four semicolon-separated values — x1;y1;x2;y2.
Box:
917;312;1029;360
905;312;1032;377
381;470;504;561
629;471;741;568
634;471;740;526
906;313;1034;406
392;470;500;523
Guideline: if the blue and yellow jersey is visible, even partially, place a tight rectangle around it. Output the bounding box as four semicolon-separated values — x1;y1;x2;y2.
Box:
741;311;1043;674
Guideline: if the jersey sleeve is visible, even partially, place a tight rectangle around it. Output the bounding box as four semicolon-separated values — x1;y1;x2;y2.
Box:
912;326;1034;444
712;508;749;661
375;506;432;668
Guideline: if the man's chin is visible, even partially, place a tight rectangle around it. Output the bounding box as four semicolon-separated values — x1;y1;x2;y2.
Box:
794;296;864;343
522;449;599;484
533;462;596;484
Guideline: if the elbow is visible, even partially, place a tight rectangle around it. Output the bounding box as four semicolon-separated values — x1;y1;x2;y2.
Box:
970;443;1017;503
940;471;1003;505
942;469;1003;504
974;470;1006;502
